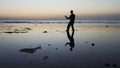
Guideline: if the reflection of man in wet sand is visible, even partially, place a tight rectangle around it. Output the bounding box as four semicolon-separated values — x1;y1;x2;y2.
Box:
65;10;75;31
65;30;75;51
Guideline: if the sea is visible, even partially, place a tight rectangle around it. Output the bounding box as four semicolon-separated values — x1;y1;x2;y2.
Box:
0;18;120;24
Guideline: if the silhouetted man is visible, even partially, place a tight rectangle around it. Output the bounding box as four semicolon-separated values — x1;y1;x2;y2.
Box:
65;10;75;31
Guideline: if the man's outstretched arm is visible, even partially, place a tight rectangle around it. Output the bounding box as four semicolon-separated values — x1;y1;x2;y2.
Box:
65;15;70;19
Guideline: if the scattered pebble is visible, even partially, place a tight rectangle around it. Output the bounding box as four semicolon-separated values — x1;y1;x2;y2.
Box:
91;43;95;46
104;63;118;67
104;63;111;67
29;61;33;63
43;31;47;33
43;56;48;61
56;48;58;50
85;41;89;43
112;64;118;67
106;25;109;27
25;27;32;30
48;44;51;46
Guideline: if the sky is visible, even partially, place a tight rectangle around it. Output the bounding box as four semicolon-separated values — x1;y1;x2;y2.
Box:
0;0;120;19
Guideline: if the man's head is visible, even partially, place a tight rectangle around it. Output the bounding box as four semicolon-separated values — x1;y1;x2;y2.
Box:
70;10;73;14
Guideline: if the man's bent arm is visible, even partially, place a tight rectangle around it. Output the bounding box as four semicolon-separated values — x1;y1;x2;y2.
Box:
65;15;70;19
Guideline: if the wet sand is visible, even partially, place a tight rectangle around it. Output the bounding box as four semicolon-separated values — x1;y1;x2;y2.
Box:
0;23;120;68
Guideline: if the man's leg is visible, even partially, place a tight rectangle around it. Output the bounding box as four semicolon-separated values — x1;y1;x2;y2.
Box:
71;23;75;31
67;23;70;31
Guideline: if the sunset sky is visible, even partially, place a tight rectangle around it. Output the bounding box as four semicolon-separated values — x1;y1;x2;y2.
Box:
0;0;120;19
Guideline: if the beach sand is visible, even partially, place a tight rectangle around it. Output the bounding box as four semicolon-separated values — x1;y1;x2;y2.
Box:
0;23;120;68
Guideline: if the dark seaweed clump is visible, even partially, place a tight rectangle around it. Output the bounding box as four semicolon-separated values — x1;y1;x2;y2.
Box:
19;46;42;54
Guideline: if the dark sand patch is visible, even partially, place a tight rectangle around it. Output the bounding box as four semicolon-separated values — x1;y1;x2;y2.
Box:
19;46;42;54
3;27;32;34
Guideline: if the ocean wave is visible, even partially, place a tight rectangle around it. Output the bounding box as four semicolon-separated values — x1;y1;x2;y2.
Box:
0;19;120;23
